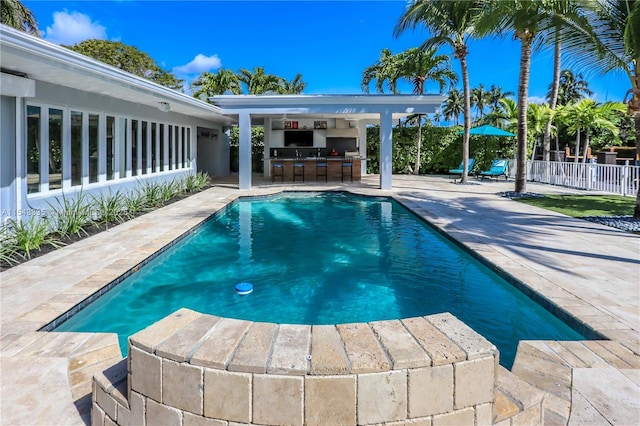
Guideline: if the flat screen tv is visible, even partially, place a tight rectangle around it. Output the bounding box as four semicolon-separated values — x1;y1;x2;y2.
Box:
284;130;314;147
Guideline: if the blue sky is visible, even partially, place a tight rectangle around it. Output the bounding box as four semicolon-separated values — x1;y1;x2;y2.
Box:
25;0;629;104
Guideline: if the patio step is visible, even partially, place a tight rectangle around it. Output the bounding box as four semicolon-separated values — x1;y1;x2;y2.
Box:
493;365;545;425
509;340;640;425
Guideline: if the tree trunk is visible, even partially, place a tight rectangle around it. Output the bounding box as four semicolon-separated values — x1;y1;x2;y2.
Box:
515;37;532;193
543;30;561;162
582;130;590;164
574;129;581;164
460;55;472;184
415;115;422;175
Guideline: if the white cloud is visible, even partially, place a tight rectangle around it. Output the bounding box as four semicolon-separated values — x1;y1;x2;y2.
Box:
173;54;222;74
44;11;107;45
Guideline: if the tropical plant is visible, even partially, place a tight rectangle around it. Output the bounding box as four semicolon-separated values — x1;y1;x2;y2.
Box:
487;85;514;113
279;73;306;94
565;0;640;217
475;0;591;193
47;191;94;237
442;88;464;126
0;223;23;265
6;216;64;259
527;103;555;159
395;0;483;183
238;67;283;94
1;0;40;36
560;100;626;163
184;172;211;192
139;180;164;208
191;68;241;101
361;48;403;94
64;40;184;90
122;190;149;219
471;84;491;119
552;70;595;105
483;98;518;131
91;190;127;225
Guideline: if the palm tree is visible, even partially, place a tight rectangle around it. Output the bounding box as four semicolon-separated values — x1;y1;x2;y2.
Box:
279;73;306;94
484;98;518;131
442;88;464;126
471;84;490;119
191;68;241;101
361;48;403;94
1;0;40;36
238;67;282;95
395;0;483;184
476;0;588;193
487;85;514;113
527;103;554;160
565;0;639;216
553;70;594;105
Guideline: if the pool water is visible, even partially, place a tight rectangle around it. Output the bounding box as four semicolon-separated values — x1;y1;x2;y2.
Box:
56;192;583;367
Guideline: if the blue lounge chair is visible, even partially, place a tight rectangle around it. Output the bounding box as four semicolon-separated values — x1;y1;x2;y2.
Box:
480;159;508;180
448;158;475;178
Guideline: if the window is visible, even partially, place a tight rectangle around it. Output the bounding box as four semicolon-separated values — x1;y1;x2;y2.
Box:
49;108;63;190
141;121;148;175
71;111;83;186
168;125;173;170
27;106;41;194
118;118;128;177
175;126;180;169
186;127;191;167
160;124;165;171
106;116;115;180
151;122;157;172
182;127;187;168
89;114;99;183
131;120;138;176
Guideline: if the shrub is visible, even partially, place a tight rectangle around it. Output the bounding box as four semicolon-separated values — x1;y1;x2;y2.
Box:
5;216;64;259
91;190;127;225
48;191;94;238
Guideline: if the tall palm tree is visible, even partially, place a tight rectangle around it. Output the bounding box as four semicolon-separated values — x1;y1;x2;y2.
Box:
279;73;306;94
361;47;457;174
238;67;282;95
527;103;554;160
553;70;594;105
565;0;639;216
487;85;514;113
191;68;241;101
471;84;490;119
476;0;588;193
361;48;403;94
1;0;40;36
395;0;483;184
442;88;464;126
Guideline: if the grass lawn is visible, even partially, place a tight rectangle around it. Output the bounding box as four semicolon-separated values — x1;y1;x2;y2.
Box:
515;194;636;217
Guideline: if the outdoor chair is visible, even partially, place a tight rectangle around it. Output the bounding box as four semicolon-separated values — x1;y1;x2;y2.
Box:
479;159;508;180
448;158;475;178
272;160;284;183
316;157;327;182
293;161;305;182
341;156;354;182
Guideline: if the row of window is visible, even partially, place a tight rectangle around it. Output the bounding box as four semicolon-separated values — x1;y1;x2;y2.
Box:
26;104;193;194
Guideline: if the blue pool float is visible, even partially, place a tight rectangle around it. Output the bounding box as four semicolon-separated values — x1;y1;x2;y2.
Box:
235;282;253;295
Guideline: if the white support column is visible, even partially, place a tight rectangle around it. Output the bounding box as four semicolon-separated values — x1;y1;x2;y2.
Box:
238;112;252;190
379;110;393;189
357;120;367;176
15;98;24;223
98;114;106;182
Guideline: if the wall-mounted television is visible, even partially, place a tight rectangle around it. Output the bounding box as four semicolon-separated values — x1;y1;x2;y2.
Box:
284;130;314;147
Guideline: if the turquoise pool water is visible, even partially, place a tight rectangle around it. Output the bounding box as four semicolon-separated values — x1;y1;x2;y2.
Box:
56;192;583;367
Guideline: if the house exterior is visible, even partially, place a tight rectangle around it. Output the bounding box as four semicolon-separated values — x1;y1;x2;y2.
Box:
1;24;445;224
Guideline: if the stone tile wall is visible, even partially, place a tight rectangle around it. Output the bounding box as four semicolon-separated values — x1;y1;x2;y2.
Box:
93;308;500;425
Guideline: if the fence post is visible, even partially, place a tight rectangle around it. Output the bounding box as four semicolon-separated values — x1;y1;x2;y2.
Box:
622;160;629;196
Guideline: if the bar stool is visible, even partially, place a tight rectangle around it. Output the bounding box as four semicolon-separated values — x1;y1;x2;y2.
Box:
293;161;305;182
316;157;327;182
341;156;353;182
272;160;284;182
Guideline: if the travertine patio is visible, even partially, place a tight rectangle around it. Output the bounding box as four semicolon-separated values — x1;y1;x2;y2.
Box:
1;174;638;425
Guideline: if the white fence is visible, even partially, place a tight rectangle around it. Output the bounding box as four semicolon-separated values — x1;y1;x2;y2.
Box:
526;160;640;196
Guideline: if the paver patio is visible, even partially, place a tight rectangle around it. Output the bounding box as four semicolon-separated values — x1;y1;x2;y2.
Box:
1;174;638;425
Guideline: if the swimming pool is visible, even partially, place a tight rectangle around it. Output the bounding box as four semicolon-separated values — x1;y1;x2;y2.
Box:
56;191;583;367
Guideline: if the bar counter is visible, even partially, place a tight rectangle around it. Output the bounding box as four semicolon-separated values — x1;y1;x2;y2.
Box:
269;157;362;182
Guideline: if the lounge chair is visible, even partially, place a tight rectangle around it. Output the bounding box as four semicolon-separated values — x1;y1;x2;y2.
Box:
479;159;508;180
448;158;475;178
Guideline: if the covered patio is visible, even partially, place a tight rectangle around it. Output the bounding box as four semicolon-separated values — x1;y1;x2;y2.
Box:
209;94;445;190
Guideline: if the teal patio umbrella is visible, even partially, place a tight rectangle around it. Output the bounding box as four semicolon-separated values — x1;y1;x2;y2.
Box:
459;125;515;165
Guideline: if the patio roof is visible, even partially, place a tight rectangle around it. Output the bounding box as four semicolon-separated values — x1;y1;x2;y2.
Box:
209;94;446;125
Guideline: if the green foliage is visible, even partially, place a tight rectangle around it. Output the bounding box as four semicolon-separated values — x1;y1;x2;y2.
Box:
64;39;184;90
139;180;164;208
365;125;509;174
6;216;64;259
1;0;40;36
184;172;210;193
91;190;127;225
229;127;265;172
122;189;149;219
0;223;23;265
48;191;94;237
